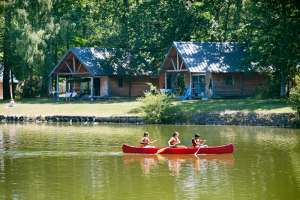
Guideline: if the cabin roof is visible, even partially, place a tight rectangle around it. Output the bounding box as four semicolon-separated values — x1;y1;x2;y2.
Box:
49;47;153;77
160;42;250;73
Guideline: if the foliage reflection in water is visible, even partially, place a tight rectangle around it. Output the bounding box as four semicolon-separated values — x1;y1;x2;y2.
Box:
0;122;299;199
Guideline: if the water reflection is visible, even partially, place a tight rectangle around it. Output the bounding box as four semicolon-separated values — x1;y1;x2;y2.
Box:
123;154;234;177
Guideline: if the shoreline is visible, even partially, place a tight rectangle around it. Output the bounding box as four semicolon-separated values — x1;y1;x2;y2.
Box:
1;112;298;128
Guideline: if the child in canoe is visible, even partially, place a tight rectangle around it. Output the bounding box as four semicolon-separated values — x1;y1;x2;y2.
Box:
140;132;158;148
168;132;181;148
191;133;207;148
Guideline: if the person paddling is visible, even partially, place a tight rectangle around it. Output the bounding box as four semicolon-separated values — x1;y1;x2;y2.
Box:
168;132;181;148
140;132;158;148
192;133;207;148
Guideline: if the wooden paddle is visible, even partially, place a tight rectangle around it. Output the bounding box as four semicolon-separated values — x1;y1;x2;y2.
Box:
155;144;177;154
194;141;206;155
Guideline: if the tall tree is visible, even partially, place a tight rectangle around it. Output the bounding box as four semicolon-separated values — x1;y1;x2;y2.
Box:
2;1;13;99
242;0;300;97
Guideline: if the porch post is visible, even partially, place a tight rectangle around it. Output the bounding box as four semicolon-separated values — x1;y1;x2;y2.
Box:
73;55;75;73
177;52;179;70
189;72;192;99
165;71;167;90
211;73;214;96
91;77;94;100
56;75;59;101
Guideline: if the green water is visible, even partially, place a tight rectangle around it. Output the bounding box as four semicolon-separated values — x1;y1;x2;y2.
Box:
0;122;299;199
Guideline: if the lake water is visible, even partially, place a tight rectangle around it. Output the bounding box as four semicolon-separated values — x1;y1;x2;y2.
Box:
0;122;299;199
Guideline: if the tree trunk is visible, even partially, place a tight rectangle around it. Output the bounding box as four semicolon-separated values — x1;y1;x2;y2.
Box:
10;70;15;99
83;4;91;39
66;32;69;50
54;37;58;65
280;0;287;98
232;0;242;41
211;0;221;42
224;2;230;42
280;60;286;97
3;7;12;100
122;0;129;48
2;65;11;100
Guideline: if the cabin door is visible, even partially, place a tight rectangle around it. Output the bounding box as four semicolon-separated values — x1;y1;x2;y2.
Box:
192;75;206;95
93;77;100;96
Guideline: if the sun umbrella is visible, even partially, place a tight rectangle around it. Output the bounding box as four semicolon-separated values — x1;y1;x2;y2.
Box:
66;77;82;90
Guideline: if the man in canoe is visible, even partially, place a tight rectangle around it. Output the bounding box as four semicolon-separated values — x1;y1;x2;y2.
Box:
191;133;207;148
140;132;158;147
168;132;181;148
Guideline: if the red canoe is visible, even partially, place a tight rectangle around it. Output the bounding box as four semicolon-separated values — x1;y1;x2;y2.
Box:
122;143;234;154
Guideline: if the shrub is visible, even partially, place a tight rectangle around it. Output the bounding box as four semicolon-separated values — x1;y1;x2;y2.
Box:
289;76;300;118
254;75;281;98
138;83;175;124
20;83;41;98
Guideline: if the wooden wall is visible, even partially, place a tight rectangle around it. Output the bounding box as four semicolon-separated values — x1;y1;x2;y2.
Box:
213;72;267;97
109;76;150;97
185;71;190;88
158;76;165;89
242;73;268;96
0;83;12;99
100;76;109;97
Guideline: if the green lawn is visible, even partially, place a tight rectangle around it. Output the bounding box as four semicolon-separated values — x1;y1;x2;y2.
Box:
174;98;293;114
0;97;293;117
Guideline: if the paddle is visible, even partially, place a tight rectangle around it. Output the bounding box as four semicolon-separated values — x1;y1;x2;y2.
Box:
155;144;177;155
194;141;206;156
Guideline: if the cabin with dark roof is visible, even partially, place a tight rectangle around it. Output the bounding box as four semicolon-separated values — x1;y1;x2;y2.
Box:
159;42;268;98
49;47;159;99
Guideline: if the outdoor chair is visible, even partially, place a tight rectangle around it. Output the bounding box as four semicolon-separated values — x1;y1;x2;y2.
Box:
66;92;72;101
70;92;79;101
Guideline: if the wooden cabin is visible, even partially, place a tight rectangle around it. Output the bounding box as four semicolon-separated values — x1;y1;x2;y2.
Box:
49;47;158;99
159;42;268;98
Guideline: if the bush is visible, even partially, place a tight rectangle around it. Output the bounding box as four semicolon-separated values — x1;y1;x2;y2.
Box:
254;75;281;98
20;83;41;98
289;76;300;117
138;83;175;124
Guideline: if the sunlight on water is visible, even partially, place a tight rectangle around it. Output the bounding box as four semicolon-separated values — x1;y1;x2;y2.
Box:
0;122;299;199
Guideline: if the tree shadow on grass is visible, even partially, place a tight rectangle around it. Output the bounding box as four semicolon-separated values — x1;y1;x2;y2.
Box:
0;98;139;105
175;103;291;113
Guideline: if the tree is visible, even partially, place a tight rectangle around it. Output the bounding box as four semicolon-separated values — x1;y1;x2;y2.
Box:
242;0;300;97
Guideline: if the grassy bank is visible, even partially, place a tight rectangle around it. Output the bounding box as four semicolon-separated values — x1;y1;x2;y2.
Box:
0;98;293;117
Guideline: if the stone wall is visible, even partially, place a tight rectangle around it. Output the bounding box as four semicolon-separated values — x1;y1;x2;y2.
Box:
181;112;298;128
0;115;146;124
0;113;298;128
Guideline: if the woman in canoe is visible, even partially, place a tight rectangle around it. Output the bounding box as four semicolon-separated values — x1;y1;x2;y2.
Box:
168;132;181;148
140;132;158;148
191;133;207;148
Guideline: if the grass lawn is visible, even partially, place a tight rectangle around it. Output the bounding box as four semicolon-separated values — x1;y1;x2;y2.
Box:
174;98;293;114
0;97;293;117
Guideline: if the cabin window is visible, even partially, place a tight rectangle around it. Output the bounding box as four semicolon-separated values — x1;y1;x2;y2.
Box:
226;75;233;86
119;77;124;87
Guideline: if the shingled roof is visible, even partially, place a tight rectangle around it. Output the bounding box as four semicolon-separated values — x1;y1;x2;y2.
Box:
160;42;249;73
49;47;152;77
